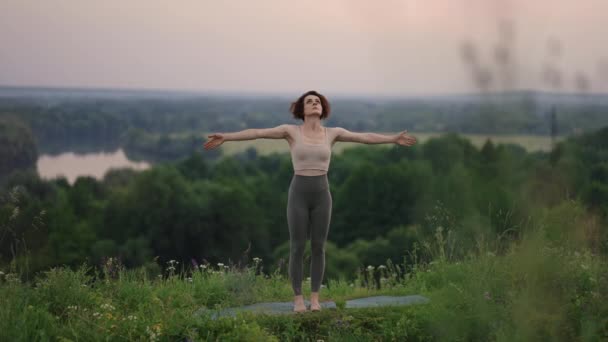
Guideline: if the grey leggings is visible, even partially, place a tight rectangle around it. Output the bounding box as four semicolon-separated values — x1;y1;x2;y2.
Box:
287;174;332;295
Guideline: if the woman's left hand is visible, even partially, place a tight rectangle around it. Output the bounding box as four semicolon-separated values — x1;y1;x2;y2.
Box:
395;130;417;146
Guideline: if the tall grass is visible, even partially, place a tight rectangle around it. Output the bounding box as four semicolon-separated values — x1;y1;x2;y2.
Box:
0;200;606;341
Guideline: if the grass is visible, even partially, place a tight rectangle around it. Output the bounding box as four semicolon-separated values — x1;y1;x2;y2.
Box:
1;214;606;341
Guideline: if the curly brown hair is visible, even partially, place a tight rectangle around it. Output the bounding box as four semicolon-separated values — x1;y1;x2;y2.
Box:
289;90;331;121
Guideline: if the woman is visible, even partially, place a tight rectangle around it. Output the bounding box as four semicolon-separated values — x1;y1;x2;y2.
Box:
203;90;417;313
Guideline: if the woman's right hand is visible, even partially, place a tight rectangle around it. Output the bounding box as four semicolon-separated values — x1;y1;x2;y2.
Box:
203;133;225;150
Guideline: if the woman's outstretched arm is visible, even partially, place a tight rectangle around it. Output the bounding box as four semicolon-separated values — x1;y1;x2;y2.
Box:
334;127;417;146
225;124;289;141
204;124;290;150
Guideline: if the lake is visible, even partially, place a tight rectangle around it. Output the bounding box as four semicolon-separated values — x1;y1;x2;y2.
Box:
37;149;150;184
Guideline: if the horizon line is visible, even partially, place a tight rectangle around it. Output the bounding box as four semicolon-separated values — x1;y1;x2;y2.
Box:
1;83;607;100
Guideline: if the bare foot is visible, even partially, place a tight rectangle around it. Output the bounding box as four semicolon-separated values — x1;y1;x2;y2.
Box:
293;295;307;313
310;292;322;312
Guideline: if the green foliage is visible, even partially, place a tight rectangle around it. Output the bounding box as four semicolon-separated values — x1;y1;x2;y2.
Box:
46;188;97;267
0;181;49;277
2;121;608;309
123;129;220;163
332;160;431;245
0;116;38;181
1;226;606;341
552;126;608;227
400;222;608;341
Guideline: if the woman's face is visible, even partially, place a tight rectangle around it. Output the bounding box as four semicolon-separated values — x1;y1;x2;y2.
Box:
303;95;322;118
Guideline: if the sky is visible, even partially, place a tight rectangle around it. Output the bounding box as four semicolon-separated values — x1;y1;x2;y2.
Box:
2;0;607;96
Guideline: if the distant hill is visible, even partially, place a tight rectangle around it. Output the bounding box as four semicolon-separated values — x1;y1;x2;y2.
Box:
1;85;607;159
1;85;607;105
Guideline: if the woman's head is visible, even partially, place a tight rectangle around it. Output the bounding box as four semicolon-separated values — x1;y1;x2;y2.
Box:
290;90;331;121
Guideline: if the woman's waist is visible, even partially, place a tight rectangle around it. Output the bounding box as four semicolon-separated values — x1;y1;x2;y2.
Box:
290;173;329;191
294;169;327;176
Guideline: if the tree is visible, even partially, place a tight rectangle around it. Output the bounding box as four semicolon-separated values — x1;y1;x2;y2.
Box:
0;116;38;182
332;161;430;246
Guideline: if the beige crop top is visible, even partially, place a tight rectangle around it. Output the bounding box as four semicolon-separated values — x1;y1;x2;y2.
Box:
290;125;332;172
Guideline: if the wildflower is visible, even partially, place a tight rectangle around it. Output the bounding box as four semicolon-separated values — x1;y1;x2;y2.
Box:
367;265;374;271
199;265;207;269
67;305;78;310
378;265;387;270
187;277;193;282
224;265;229;269
253;257;262;263
4;273;20;283
127;315;137;320
217;263;224;267
146;326;158;341
146;323;163;342
100;303;115;311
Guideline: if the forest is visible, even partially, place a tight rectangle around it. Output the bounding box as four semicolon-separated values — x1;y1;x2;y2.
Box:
1;97;607;281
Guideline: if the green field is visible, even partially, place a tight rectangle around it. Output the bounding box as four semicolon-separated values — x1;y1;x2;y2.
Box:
205;131;564;156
